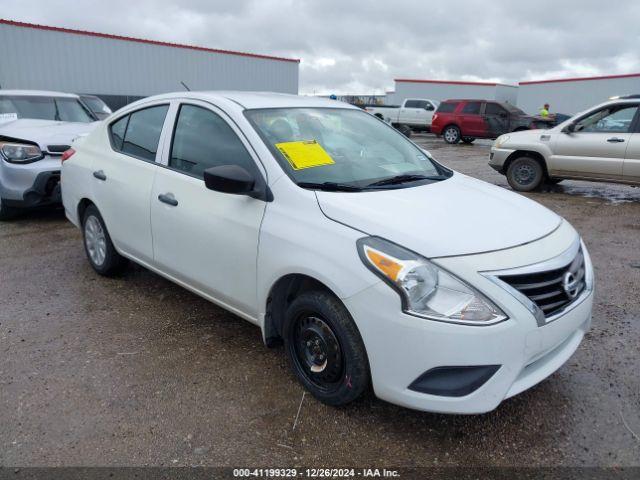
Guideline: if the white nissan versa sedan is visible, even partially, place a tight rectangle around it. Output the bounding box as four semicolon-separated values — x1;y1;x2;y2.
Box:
61;92;594;414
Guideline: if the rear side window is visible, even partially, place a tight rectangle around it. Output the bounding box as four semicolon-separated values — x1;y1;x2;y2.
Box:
109;115;128;151
436;102;458;113
169;104;256;179
109;104;169;161
461;102;481;114
405;100;430;109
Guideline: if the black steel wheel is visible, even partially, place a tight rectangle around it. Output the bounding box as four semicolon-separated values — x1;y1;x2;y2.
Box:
506;156;545;192
283;291;370;406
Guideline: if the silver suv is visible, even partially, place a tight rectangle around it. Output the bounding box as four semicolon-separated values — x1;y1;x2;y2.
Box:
0;90;98;219
489;96;640;191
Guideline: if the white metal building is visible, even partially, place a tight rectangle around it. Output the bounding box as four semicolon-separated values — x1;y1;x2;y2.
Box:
518;73;640;116
392;79;518;106
0;19;299;109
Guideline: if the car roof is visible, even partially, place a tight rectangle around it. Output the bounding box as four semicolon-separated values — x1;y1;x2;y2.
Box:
0;89;80;98
130;91;359;110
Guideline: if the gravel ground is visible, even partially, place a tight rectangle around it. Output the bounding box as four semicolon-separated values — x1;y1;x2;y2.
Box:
1;134;639;468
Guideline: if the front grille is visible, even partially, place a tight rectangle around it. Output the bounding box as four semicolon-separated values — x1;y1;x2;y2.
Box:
499;248;586;318
47;144;71;154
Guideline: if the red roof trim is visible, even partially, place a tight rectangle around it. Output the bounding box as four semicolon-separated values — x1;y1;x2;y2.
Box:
394;78;516;87
519;72;640;85
0;18;300;64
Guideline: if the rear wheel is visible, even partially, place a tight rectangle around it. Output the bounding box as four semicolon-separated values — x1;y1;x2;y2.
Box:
461;137;475;144
443;125;461;144
283;291;370;406
0;198;19;221
506;156;545;192
82;205;128;276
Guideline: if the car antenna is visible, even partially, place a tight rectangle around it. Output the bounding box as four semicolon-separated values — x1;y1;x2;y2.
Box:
180;81;191;91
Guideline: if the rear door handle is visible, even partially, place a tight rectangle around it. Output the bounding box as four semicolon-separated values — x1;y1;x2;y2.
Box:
607;137;625;143
93;170;107;181
158;193;178;206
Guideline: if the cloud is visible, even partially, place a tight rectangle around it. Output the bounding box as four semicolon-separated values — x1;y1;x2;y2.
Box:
1;0;637;94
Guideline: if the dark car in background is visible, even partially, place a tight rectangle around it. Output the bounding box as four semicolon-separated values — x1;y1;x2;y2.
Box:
78;94;113;120
431;99;535;144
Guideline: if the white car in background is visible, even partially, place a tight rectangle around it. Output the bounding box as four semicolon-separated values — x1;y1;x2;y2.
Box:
62;91;593;414
365;98;439;136
0;90;98;219
489;95;640;191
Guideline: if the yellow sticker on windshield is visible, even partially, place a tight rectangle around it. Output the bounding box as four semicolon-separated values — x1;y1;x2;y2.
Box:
275;140;335;170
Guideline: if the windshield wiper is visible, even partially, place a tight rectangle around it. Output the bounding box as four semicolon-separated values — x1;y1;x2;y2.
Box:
297;181;364;192
53;99;61;121
366;174;448;187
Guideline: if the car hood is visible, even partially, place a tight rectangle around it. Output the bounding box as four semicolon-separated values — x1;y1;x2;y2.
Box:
0;119;98;151
316;173;562;258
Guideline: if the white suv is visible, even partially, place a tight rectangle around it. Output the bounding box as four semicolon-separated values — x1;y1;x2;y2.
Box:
62;92;594;414
489;96;640;191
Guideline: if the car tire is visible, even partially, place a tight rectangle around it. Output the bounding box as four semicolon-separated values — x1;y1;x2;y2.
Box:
443;125;461;144
0;198;19;221
506;156;545;192
283;290;370;407
461;137;475;144
396;124;412;138
82;204;128;276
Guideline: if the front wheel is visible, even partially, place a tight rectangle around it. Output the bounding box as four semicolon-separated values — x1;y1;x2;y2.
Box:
283;291;370;406
443;125;461;144
506;156;545;192
82;205;128;276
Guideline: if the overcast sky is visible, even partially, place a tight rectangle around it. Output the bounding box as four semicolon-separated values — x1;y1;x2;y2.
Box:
2;0;638;94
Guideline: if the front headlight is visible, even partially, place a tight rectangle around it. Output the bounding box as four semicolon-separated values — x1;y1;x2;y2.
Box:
494;135;510;148
0;141;43;163
357;237;507;326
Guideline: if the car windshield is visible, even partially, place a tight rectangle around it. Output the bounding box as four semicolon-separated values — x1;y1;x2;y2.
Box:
504;103;527;115
0;95;95;123
245;108;450;190
82;96;112;114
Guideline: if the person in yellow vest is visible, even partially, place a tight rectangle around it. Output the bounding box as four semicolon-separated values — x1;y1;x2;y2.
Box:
539;103;551;117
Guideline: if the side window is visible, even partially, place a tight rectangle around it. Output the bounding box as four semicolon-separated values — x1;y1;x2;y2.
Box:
109;115;129;151
119;105;169;161
436;102;458;113
461;102;481;114
170;104;256;179
404;100;419;108
485;103;507;116
576;105;638;133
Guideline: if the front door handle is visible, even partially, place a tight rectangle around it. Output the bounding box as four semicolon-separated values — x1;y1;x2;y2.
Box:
93;170;107;181
158;193;178;206
607;137;625;143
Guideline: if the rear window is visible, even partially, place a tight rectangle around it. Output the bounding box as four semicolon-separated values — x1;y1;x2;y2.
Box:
436;102;458;113
109;104;169;161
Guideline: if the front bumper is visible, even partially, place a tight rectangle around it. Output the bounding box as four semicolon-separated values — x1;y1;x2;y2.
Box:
0;156;62;208
488;146;515;174
344;221;593;414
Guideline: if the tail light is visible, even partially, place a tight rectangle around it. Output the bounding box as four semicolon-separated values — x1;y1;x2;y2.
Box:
61;148;76;163
432;113;439;123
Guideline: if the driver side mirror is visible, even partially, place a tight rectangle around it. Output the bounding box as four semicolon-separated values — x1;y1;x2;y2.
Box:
562;123;576;133
203;165;271;201
425;104;435;111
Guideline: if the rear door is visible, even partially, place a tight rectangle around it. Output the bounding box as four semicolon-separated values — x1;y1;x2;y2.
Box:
622;112;640;183
550;103;638;179
91;103;170;263
150;101;267;316
483;102;510;138
458;101;485;137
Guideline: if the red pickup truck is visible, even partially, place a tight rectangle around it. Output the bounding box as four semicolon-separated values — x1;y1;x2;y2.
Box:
431;99;535;144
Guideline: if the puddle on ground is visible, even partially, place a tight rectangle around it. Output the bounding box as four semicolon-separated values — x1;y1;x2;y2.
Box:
548;182;640;204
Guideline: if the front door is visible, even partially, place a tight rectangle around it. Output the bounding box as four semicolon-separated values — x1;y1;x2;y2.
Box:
150;102;267;317
483;102;510;138
549;104;638;179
